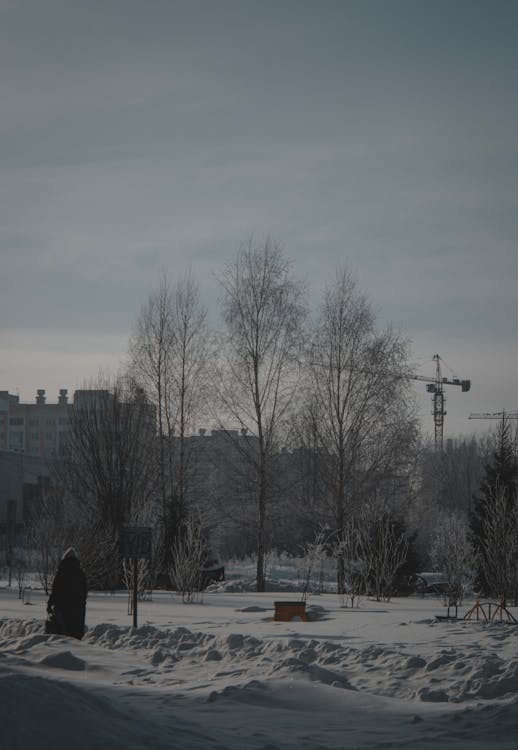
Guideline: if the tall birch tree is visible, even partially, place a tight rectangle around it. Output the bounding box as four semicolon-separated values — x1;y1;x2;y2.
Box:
216;238;306;591
129;274;174;536
307;267;417;592
129;271;208;569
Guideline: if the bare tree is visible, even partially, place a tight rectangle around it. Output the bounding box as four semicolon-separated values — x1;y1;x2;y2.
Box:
332;519;366;608
277;398;334;546
216;238;306;591
128;271;208;571
128;274;174;543
26;487;67;594
471;415;518;601
360;500;409;603
300;526;330;601
479;483;518;605
55;375;158;587
13;547;30;600
168;514;207;603
306;267;417;591
169;271;209;523
430;510;475;605
123;558;153;612
419;437;483;517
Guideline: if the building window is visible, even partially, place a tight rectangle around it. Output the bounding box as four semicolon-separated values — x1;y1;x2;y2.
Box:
9;417;24;426
9;432;24;449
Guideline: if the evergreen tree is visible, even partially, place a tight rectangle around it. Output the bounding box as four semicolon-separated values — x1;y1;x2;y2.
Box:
471;417;518;599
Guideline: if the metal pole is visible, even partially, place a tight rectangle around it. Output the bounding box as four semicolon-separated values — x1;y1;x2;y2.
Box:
133;558;138;628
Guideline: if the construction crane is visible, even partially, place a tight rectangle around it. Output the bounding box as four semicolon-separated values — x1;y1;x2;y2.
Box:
310;351;470;453
411;354;471;453
469;410;518;420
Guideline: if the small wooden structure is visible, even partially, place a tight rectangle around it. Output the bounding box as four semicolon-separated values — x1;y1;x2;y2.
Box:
274;601;307;622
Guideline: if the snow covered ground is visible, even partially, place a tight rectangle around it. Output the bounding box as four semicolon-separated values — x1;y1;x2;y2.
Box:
2;566;518;749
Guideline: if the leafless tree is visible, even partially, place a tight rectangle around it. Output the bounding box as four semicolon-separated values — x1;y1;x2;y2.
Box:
55;374;158;587
169;272;209;520
332;519;366;608
306;267;417;591
300;526;330;601
276;398;334;546
419;436;483;516
123;558;154;611
128;274;174;536
13;547;30;600
359;499;409;602
168;513;207;603
429;510;475;604
25;487;67;594
471;415;518;602
215;238;306;591
128;271;208;569
479;483;518;605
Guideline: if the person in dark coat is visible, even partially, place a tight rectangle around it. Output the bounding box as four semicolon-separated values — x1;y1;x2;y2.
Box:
47;547;87;639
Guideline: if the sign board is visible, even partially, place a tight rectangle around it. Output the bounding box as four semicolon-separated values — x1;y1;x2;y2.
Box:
123;526;152;560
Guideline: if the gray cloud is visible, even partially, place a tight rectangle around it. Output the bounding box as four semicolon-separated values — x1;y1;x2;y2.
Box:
1;0;517;437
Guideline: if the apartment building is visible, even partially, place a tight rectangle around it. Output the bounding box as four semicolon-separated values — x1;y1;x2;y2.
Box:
0;388;72;459
0;386;160;562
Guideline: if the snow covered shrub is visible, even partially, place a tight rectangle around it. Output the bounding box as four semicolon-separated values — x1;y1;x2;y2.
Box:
471;415;518;602
332;521;366;608
430;510;475;605
338;502;412;603
479;484;518;605
300;527;331;601
168;516;206;603
13;547;31;599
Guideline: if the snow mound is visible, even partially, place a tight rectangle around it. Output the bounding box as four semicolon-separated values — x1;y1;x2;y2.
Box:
3;598;518;716
4;584;518;750
0;618;42;638
86;622;518;703
39;650;86;671
0;670;210;750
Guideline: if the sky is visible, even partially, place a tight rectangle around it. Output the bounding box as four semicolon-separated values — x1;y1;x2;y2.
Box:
1;0;517;441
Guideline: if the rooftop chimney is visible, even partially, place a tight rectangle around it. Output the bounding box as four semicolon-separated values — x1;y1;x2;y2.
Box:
36;389;46;405
58;388;68;405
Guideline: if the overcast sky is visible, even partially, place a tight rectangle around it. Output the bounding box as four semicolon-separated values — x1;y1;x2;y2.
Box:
1;0;517;440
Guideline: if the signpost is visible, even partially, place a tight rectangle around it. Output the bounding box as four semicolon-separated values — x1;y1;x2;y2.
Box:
123;526;152;628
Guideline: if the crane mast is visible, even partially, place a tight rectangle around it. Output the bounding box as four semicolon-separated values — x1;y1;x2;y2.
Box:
432;354;445;454
309;352;470;453
411;354;471;453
